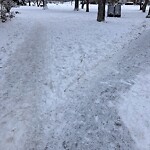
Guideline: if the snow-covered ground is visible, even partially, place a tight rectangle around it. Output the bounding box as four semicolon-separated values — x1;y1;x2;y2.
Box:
0;3;150;150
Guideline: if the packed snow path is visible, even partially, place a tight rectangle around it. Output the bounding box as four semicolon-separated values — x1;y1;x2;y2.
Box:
0;4;150;150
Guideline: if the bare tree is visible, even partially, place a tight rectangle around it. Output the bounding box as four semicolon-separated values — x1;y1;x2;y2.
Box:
0;0;15;13
140;0;143;10
142;0;149;12
86;0;89;12
36;0;42;7
0;0;16;22
81;0;85;9
42;0;48;9
74;0;79;11
97;0;106;22
28;0;31;6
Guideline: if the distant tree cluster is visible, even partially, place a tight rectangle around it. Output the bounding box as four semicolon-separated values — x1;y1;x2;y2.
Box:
1;0;16;12
0;0;16;22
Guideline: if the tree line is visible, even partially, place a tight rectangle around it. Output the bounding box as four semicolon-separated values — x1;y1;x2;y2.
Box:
0;0;150;22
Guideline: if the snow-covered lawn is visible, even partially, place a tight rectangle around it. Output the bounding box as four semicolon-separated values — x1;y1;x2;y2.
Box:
0;3;150;150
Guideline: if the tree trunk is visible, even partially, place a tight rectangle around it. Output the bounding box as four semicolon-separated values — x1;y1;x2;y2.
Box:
37;0;42;7
74;0;79;10
43;0;45;7
81;0;84;9
142;0;149;12
6;8;10;13
43;0;48;9
0;2;2;19
37;0;40;6
148;7;150;15
86;0;89;12
29;0;31;6
22;0;26;5
97;0;106;22
140;0;143;10
146;7;150;17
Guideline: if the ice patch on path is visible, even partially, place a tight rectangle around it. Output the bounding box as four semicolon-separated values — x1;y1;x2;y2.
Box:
119;69;150;150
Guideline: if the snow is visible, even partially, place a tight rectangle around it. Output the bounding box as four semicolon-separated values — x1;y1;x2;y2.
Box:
119;70;150;150
0;3;150;150
117;30;150;150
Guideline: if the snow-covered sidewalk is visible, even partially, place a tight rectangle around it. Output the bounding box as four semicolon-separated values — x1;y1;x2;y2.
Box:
0;3;150;150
